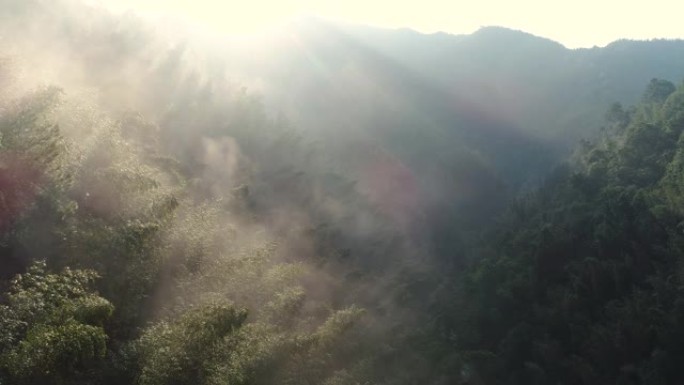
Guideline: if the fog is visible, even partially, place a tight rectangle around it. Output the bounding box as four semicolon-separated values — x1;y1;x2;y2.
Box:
2;1;684;384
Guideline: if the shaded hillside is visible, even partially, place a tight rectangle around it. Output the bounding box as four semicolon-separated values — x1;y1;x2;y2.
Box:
436;79;684;384
258;22;684;186
3;1;684;384
4;1;684;239
242;22;684;255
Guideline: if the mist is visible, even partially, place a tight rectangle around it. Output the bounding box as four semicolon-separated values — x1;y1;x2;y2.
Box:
2;0;684;384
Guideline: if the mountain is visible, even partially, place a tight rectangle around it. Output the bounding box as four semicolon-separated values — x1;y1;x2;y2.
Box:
4;0;684;257
231;21;684;250
3;0;684;261
257;21;684;167
3;1;684;384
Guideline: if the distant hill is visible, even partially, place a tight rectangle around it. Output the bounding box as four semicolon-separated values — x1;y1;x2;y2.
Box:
260;21;684;154
4;2;684;384
237;21;684;226
3;0;684;248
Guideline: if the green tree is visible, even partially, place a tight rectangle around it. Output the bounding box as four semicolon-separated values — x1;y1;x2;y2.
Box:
0;261;113;384
136;304;247;385
642;78;676;104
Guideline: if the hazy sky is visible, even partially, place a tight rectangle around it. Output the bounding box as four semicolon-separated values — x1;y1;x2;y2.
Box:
101;0;683;48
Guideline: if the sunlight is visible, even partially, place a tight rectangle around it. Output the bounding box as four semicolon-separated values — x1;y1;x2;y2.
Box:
101;0;302;36
100;0;683;48
5;1;684;384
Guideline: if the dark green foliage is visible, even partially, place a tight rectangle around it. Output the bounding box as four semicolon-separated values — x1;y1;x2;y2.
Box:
4;2;684;384
440;81;684;384
643;78;676;104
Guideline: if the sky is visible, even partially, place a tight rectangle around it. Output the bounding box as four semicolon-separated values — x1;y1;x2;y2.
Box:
100;0;684;48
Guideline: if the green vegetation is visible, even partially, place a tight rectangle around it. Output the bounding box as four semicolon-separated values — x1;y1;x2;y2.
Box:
2;1;684;384
0;58;398;384
0;261;112;384
440;80;684;384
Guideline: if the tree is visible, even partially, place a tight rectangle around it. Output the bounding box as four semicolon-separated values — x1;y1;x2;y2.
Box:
136;304;247;385
642;78;676;104
0;261;113;384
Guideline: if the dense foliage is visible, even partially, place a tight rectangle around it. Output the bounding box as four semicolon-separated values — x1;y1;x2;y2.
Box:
442;80;684;384
2;1;684;384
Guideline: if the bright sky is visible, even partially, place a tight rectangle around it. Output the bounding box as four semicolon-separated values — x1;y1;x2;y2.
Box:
101;0;683;48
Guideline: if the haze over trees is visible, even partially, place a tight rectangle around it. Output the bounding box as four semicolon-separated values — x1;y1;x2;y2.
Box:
2;0;684;384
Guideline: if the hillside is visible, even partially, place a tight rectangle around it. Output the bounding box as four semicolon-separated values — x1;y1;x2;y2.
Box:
2;1;684;384
440;79;684;384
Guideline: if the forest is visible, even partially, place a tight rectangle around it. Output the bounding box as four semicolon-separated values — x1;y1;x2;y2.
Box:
2;0;684;384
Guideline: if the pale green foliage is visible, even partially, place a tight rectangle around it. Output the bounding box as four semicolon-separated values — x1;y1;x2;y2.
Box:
173;240;310;310
161;200;231;277
0;261;113;383
314;306;365;347
150;203;372;385
0;85;71;236
262;287;306;326
200;306;367;385
137;304;247;385
46;106;181;333
0;86;64;163
74;126;174;219
1;10;406;384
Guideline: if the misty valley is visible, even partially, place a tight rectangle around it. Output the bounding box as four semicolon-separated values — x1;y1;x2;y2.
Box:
3;1;684;384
